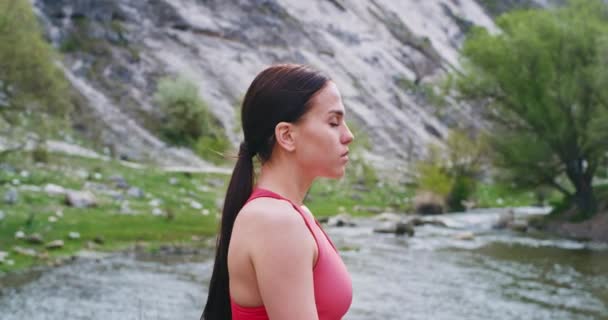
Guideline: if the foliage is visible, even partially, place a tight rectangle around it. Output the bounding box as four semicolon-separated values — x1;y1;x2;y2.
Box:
153;75;230;162
456;0;608;215
0;0;72;137
415;130;488;211
415;145;453;197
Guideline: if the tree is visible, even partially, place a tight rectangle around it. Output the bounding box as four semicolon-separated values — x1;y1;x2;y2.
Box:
456;0;608;215
0;0;71;155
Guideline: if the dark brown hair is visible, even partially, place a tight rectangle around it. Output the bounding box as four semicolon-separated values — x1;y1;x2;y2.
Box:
201;64;329;320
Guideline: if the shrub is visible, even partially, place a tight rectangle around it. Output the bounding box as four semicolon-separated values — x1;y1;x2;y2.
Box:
154;76;220;143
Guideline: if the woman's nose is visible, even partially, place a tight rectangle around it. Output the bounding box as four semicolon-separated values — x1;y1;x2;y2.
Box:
342;124;354;145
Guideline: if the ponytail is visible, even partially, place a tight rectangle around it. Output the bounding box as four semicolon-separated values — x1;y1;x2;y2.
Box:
201;63;329;319
202;143;254;320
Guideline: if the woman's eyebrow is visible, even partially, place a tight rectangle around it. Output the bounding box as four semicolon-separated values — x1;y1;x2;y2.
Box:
327;110;344;116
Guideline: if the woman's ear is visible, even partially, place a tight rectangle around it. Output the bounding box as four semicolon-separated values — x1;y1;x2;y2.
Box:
275;122;296;152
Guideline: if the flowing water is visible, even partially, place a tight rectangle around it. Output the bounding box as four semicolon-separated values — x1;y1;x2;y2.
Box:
1;208;607;320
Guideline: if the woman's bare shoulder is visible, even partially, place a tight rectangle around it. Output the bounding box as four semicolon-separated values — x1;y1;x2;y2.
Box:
237;197;304;230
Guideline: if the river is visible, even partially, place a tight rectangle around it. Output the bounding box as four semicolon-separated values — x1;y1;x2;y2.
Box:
1;208;607;320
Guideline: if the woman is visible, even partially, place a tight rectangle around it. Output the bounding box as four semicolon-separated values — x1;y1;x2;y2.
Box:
202;64;354;320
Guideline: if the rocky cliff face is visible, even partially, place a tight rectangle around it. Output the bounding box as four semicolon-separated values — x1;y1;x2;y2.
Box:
32;0;513;170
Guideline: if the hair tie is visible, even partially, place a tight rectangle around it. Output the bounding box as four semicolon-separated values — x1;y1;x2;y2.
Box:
238;142;254;158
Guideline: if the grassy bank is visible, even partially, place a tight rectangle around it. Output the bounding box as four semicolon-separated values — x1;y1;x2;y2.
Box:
0;151;541;274
0;152;225;274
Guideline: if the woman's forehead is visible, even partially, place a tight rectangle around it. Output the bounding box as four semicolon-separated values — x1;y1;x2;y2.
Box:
308;81;344;116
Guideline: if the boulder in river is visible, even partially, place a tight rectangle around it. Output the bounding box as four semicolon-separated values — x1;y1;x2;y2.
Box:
408;217;448;228
326;213;356;227
374;221;415;236
453;232;475;241
493;210;515;229
509;221;529;233
374;212;405;222
413;191;445;215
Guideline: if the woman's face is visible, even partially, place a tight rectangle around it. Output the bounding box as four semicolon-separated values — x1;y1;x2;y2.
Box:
293;81;355;179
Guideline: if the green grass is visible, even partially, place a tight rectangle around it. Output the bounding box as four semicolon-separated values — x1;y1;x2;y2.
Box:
0;150;548;275
473;183;540;208
0;152;227;274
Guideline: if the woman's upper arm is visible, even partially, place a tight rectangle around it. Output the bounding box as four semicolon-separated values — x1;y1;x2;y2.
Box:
249;204;318;320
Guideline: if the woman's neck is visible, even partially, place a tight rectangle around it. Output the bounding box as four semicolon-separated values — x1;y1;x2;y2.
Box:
256;158;313;206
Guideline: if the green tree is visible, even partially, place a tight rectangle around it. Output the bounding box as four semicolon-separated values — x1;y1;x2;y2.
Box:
0;0;70;119
456;0;608;215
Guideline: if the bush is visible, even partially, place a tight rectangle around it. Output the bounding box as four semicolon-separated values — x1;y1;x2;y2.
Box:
154;75;230;163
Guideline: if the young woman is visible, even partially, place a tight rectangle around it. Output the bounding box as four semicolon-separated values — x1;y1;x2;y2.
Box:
202;64;354;320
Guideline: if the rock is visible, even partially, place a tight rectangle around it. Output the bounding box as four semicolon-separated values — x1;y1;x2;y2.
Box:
190;200;203;210
120;201;132;214
353;205;384;214
15;230;25;239
149;199;162;207
93;236;105;245
197;185;211;192
25;233;44;244
93;172;103;180
408;217;448;228
461;200;477;211
169;177;179;185
413;191;445;215
127;186;144;198
215;197;224;210
20;170;30;178
201;209;210;216
510;221;528;233
109;175;128;189
76;169;89;179
46;240;64;250
68;232;81;240
4;188;18;204
326;213;356;227
65;190;97;208
493;210;515;229
152;208;163;216
350;193;363;201
424;219;448;228
453;232;475;240
0;210;4;221
13;246;37;257
11;178;20;185
0;251;8;263
208;178;224;188
48;216;58;223
44;183;67;196
374;212;404;222
55;210;63;217
374;221;415;236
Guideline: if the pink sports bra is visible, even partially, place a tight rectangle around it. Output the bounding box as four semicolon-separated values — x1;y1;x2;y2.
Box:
230;188;353;320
